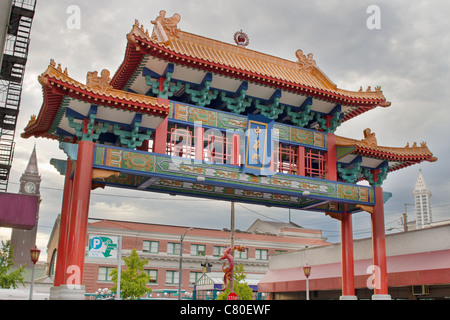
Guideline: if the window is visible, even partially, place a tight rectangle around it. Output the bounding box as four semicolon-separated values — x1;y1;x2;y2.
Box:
273;143;298;175
255;249;268;260
272;144;326;179
98;267;114;282
166;270;179;284
305;148;325;179
143;241;159;253
203;129;234;164
145;269;158;283
235;248;248;259
167;124;195;159
167;242;181;255
191;244;206;256
213;246;227;257
189;272;203;285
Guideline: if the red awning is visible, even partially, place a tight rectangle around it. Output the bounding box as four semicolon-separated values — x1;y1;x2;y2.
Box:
258;249;450;292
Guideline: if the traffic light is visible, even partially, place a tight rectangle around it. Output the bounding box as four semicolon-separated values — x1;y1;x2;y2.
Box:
201;262;212;273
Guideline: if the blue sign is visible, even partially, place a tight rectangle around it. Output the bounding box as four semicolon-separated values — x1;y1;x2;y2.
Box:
90;237;103;250
242;114;274;176
88;235;119;259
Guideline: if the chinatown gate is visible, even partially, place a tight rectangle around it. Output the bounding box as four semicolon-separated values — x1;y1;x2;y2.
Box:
22;11;436;300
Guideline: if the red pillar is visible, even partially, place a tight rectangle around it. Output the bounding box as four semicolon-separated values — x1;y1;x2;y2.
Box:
325;133;337;180
53;158;73;287
64;140;94;287
340;210;356;299
371;186;390;299
195;125;204;161
153;116;168;155
297;146;305;176
232;134;240;166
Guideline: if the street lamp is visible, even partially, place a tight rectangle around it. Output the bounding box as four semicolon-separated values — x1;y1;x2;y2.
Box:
178;227;194;300
29;246;41;300
303;263;311;300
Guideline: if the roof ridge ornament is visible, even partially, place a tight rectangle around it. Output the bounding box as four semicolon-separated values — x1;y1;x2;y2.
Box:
234;30;250;47
361;128;378;147
151;10;181;44
86;69;113;94
296;49;316;72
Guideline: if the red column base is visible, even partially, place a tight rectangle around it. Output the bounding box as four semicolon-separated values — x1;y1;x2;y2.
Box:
341;211;355;297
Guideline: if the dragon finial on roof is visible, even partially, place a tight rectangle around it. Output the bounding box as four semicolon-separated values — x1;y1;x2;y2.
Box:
151;10;181;43
296;49;317;73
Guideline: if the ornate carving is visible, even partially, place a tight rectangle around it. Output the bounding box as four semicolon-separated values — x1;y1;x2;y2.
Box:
92;169;121;180
356;204;374;214
325;211;342;221
26;114;37;127
337;162;362;184
151;10;181;40
234;30;250;47
296;49;316;72
86;69;113;93
361;128;377;147
362;166;388;188
359;86;382;93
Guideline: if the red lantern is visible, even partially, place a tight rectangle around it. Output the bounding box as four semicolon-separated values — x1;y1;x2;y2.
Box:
30;246;41;265
303;263;311;278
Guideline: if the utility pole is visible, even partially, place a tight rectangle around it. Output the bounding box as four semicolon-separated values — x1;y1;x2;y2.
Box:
178;227;193;300
403;203;414;232
403;212;408;232
116;236;122;300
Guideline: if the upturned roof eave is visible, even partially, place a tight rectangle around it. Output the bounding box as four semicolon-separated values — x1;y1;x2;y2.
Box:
22;62;169;140
110;23;389;115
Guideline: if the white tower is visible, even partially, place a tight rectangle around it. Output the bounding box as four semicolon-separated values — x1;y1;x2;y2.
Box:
412;170;432;229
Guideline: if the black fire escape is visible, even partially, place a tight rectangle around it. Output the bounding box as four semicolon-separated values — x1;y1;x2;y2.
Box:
0;0;36;192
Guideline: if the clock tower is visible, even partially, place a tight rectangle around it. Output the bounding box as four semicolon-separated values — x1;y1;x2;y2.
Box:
11;145;41;267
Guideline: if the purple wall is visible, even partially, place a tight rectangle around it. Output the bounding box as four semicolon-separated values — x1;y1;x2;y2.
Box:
0;193;38;229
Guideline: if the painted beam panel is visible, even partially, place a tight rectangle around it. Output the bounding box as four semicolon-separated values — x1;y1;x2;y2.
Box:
91;145;375;207
170;101;328;149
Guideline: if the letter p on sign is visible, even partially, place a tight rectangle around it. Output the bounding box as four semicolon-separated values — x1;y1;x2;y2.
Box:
90;237;102;250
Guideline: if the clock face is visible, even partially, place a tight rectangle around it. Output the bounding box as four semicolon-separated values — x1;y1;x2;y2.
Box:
24;182;36;194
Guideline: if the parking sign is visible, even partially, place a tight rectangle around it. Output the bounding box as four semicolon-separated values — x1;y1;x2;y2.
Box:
88;235;119;259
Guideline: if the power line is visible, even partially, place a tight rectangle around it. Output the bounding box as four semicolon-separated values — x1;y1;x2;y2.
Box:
11;182;450;208
235;203;286;223
8;181;213;202
8;182;449;234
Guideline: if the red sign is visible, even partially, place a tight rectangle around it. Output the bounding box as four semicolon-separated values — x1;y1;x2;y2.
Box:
227;292;239;300
0;193;39;230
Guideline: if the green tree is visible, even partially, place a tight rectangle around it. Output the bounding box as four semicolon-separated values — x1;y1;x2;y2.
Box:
216;264;253;300
0;240;25;289
110;249;152;300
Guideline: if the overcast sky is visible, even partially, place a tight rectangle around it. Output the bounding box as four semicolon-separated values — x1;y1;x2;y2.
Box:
2;0;449;261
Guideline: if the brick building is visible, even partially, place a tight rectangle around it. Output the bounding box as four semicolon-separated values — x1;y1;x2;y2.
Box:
47;217;329;296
